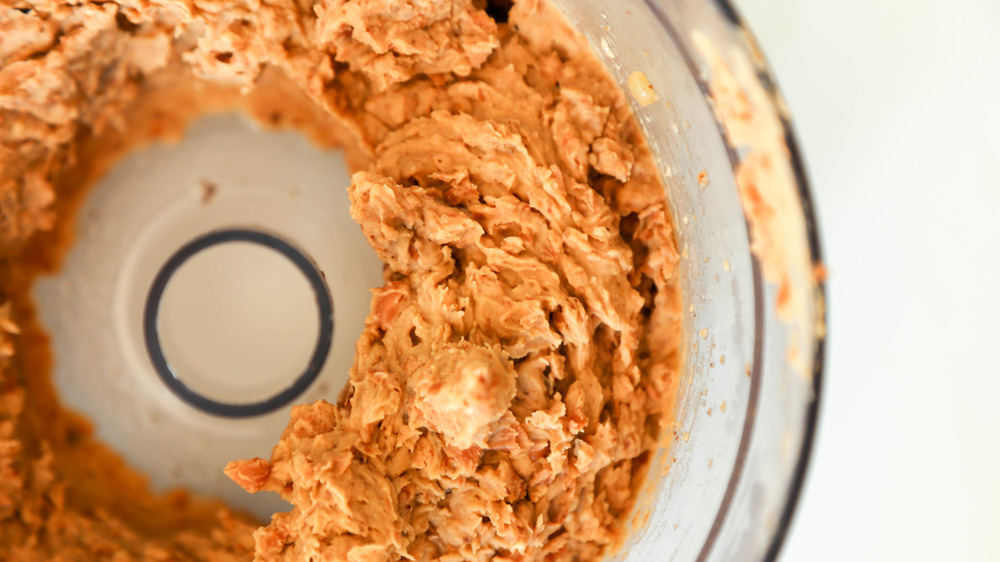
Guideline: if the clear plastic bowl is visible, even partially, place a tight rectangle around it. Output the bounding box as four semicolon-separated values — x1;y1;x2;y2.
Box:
548;1;826;560
34;0;825;559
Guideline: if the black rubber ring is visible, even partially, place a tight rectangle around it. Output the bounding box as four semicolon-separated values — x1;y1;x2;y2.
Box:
143;227;333;418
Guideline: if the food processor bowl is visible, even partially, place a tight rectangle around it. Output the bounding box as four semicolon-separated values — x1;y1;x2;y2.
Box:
32;0;824;559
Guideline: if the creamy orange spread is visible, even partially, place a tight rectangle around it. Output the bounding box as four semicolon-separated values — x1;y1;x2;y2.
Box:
0;1;682;560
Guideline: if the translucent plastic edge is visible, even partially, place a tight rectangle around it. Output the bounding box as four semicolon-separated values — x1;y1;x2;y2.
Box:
704;2;827;560
641;1;827;560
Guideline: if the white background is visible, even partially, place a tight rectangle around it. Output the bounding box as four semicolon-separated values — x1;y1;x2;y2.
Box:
731;0;1000;560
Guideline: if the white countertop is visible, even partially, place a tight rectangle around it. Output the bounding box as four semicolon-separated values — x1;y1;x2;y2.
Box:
730;0;1000;560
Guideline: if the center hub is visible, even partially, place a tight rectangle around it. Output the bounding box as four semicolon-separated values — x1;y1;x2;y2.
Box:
144;228;333;418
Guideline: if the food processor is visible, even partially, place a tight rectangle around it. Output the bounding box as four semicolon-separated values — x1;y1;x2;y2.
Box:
31;0;825;559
